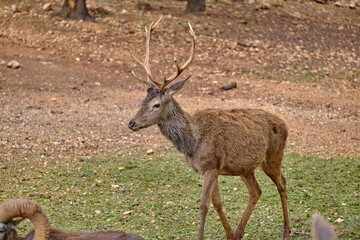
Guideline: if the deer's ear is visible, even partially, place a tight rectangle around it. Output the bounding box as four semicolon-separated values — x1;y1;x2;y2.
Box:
165;76;191;96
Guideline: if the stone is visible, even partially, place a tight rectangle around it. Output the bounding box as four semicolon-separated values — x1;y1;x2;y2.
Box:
271;0;284;7
259;0;272;9
349;0;356;8
146;149;154;155
137;1;152;11
10;4;19;13
6;60;21;69
42;3;52;11
334;1;344;7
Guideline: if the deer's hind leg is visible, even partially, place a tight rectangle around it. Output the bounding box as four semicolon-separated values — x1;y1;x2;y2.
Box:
262;153;290;240
234;172;262;240
212;179;234;240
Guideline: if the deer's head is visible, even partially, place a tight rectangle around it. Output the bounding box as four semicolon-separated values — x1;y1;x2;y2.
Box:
128;16;196;131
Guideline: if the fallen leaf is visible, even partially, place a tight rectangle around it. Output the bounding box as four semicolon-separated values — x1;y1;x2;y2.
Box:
335;218;344;223
123;210;134;216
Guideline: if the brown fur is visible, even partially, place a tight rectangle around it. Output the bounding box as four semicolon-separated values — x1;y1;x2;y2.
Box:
190;108;289;240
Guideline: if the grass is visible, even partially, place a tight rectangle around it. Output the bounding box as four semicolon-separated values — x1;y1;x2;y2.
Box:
0;152;359;239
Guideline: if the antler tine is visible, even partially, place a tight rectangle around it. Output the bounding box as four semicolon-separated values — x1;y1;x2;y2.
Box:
143;16;163;78
161;22;196;90
131;70;148;85
132;16;163;88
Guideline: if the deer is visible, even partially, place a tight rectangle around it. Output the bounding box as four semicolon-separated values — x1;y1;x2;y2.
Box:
128;16;290;240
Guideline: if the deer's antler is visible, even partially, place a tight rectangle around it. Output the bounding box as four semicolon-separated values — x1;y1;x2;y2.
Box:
132;16;163;88
160;22;196;90
132;16;196;90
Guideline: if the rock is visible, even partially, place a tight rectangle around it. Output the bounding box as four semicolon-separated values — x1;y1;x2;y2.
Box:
258;0;272;9
227;41;237;50
137;1;152;11
220;82;237;91
334;1;344;7
313;0;328;3
50;109;63;114
271;0;284;7
119;18;127;24
10;4;19;13
42;3;52;11
6;60;21;69
349;0;356;8
146;149;154;155
293;11;301;18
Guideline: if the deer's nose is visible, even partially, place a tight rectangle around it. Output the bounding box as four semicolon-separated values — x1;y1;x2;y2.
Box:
128;120;136;129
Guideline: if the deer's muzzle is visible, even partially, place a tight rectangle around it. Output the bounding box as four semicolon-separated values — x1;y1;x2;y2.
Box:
128;119;142;131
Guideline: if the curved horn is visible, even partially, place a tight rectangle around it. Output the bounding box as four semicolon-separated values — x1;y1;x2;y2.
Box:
0;199;50;240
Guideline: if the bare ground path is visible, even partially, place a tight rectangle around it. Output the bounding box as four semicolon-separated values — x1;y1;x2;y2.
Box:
0;0;359;165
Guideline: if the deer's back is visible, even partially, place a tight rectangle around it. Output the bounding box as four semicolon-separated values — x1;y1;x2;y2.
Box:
190;108;288;175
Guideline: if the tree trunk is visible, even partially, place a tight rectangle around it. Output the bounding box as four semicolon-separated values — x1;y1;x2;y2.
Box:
53;0;94;21
186;0;206;13
70;0;94;21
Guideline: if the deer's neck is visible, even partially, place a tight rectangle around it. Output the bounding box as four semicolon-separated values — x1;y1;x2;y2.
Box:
158;99;199;157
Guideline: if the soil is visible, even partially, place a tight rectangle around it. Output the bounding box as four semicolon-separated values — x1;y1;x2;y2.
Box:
0;0;359;164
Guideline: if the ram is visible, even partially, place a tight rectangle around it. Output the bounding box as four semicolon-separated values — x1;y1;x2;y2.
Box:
0;199;143;240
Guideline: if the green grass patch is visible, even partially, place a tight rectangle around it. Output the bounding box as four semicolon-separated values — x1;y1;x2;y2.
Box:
0;152;359;239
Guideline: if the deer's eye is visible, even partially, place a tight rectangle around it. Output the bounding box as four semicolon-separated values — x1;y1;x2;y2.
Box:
153;103;160;108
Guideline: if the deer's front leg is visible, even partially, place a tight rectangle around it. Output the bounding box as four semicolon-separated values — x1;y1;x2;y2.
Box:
212;179;234;239
197;169;218;240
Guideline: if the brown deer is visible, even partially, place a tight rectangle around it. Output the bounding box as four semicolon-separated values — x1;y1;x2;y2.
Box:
128;16;290;240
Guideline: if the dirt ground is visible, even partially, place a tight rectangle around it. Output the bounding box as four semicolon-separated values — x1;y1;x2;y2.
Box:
0;0;359;165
